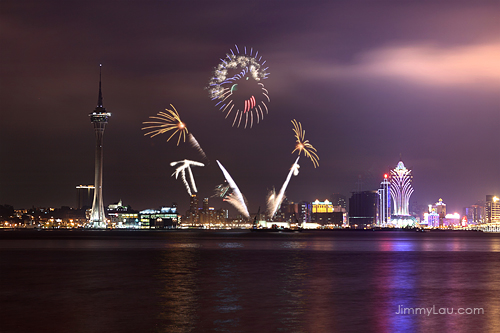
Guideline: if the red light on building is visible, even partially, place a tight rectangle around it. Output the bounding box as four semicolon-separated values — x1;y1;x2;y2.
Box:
384;174;388;179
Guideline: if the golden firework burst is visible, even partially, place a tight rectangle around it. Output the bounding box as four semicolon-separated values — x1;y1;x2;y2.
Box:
291;119;319;168
142;104;188;146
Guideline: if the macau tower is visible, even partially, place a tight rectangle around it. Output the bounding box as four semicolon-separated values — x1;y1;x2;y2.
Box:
88;65;111;228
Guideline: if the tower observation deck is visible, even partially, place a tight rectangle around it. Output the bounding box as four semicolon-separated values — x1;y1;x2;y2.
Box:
88;64;111;228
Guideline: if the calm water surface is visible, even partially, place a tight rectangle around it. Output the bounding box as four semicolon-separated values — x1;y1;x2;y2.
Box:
1;229;499;332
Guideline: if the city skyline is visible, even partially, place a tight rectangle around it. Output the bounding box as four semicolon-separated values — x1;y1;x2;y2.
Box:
1;1;499;215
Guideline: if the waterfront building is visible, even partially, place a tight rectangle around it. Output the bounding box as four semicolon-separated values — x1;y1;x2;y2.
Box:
273;198;293;222
185;194;199;225
311;199;345;227
390;159;413;216
464;204;486;225
423;211;440;228
140;206;179;229
273;200;313;224
377;174;391;226
349;191;378;228
486;195;500;224
443;213;461;228
107;199;128;211
429;199;447;227
88;65;111;228
297;201;311;224
106;200;140;228
199;197;228;226
389;159;415;227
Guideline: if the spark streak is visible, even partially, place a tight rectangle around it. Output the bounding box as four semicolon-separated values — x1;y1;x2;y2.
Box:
188;134;208;162
216;160;250;219
267;156;300;218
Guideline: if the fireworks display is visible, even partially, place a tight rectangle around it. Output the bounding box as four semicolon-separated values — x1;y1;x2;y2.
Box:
208;45;270;128
212;183;230;198
139;53;321;224
188;133;208;162
291;119;319;168
170;159;205;196
142;104;188;146
216;160;250;219
267;156;300;218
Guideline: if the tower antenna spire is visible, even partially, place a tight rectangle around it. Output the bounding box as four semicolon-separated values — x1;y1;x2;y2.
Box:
97;64;103;107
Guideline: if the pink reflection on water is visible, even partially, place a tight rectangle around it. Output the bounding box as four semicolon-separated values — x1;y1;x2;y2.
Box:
377;239;416;251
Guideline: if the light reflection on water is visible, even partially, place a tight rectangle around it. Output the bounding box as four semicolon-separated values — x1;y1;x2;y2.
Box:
1;230;500;332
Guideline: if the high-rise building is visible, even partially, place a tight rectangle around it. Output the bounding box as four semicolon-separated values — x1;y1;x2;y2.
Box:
185;194;199;225
486;195;500;224
297;201;310;223
311;199;345;226
377;174;391;226
88;65;111;228
430;198;446;226
389;159;413;216
423;211;440;228
464;204;485;225
330;193;347;209
200;197;210;224
76;185;94;210
349;191;378;228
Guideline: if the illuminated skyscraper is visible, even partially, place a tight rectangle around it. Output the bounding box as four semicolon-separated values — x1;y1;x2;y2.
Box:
430;198;446;226
389;159;416;227
377;174;391;226
88;65;111;228
390;159;413;216
185;194;199;225
486;195;500;224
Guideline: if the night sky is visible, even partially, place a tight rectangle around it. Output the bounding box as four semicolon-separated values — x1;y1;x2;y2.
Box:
1;1;499;215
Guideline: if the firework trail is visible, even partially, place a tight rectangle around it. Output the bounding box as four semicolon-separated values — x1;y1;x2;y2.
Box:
224;193;250;219
291;119;319;168
142;104;188;146
208;45;270;128
188;133;208;162
170;160;204;196
267;156;300;218
216;160;250;219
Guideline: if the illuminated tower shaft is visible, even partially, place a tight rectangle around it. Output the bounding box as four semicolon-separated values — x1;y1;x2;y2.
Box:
89;65;111;228
377;175;391;225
